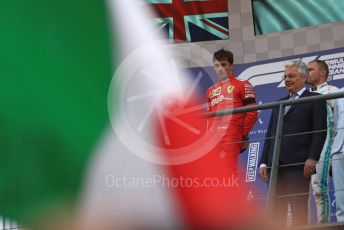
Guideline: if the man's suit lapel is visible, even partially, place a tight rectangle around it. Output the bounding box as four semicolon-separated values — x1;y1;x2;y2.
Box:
279;95;291;117
284;90;308;117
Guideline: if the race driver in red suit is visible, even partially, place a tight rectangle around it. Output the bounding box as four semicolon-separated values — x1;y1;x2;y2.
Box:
206;48;258;172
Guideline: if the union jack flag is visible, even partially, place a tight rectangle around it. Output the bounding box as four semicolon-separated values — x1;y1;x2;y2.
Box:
147;0;229;43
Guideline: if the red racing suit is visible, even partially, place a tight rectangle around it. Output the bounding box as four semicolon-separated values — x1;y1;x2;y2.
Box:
206;74;257;166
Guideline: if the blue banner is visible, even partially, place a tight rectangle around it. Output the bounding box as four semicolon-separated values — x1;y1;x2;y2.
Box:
188;47;344;223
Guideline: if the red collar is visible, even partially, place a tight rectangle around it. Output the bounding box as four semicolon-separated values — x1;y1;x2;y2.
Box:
228;74;236;80
218;74;235;84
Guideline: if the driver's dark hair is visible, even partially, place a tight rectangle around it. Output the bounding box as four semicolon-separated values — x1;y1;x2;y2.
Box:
213;48;234;64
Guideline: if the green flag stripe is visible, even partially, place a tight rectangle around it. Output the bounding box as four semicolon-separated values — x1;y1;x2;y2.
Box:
0;0;113;223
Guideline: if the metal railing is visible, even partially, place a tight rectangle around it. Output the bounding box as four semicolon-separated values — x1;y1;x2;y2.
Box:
207;91;344;218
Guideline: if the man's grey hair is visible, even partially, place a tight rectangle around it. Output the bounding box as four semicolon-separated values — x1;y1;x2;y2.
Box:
285;60;309;77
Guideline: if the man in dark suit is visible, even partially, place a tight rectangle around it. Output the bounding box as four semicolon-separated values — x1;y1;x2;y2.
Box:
259;60;327;227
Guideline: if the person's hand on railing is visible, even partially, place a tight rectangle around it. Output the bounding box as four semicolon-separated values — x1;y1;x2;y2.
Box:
304;158;316;178
259;166;269;182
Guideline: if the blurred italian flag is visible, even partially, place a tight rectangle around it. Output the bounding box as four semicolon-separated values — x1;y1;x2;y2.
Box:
0;0;257;229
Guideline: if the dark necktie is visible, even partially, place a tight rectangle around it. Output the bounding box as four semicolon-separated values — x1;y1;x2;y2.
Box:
284;93;297;115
